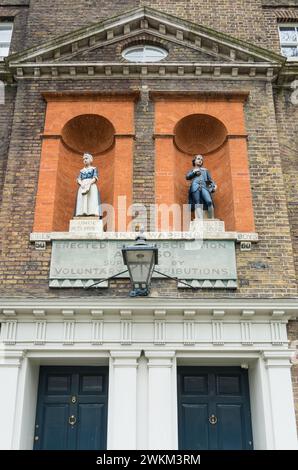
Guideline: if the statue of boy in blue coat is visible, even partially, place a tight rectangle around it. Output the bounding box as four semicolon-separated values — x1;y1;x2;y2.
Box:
186;154;217;219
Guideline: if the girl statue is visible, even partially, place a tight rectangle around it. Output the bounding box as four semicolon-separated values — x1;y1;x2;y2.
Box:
75;152;102;217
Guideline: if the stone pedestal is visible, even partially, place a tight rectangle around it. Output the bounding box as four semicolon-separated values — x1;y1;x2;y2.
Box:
189;218;225;234
69;217;103;233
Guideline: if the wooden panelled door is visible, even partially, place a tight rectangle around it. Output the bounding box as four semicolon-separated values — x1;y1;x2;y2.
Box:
178;367;253;450
34;366;108;450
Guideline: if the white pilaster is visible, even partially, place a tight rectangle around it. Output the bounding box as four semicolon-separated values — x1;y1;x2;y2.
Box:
145;351;176;449
108;351;141;450
263;351;298;449
0;351;24;449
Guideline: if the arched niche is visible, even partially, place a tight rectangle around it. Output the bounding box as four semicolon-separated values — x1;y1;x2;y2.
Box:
154;95;255;233
61;114;115;155
173;113;232;227
53;114;116;231
33;94;136;232
174;114;228;155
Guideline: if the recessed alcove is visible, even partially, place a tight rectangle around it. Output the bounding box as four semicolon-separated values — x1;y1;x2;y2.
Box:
173;113;232;228
154;93;255;233
53;128;115;232
61;114;115;155
33;94;136;233
174;114;228;155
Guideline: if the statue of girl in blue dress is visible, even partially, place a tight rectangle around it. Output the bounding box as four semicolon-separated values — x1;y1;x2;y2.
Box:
75;153;102;217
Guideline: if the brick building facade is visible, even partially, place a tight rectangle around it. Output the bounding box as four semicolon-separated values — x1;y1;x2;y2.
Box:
0;0;297;450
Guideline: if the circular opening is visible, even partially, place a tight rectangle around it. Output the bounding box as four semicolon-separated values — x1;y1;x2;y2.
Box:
61;114;115;155
174;114;228;155
122;45;168;62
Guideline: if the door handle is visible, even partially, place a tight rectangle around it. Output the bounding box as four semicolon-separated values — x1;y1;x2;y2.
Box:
68;415;77;426
209;414;218;425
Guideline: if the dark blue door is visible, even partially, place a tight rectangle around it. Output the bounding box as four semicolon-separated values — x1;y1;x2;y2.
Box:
34;366;108;450
178;367;253;450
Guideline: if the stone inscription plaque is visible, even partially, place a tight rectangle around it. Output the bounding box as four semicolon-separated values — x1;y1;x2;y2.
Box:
50;239;237;282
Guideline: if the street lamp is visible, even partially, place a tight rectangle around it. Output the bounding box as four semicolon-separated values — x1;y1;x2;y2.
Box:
87;233;194;294
122;234;158;297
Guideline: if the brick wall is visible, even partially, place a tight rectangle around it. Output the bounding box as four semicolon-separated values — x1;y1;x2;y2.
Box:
21;0;288;54
0;2;297;298
25;0;138;48
0;84;16;206
275;86;298;428
274;87;298;282
0;75;296;299
0;2;29;206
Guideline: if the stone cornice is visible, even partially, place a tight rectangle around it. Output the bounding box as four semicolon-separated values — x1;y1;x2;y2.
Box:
6;61;281;81
0;62;13;83
278;62;298;84
42;91;140;102
0;298;297;319
150;91;249;102
2;62;296;84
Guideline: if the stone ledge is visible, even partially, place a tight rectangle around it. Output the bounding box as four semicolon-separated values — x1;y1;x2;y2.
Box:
49;279;108;288
178;279;237;289
30;231;258;242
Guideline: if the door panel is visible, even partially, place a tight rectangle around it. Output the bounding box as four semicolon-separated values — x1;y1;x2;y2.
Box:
216;374;241;395
181;404;209;450
41;404;69;450
46;374;72;394
77;403;106;450
183;374;209;395
178;367;253;450
34;366;108;450
216;404;244;450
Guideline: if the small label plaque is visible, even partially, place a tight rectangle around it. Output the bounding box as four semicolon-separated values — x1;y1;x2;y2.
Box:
240;241;252;251
35;241;46;251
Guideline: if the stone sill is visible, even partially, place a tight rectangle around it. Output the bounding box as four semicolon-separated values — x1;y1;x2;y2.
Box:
30;231;259;243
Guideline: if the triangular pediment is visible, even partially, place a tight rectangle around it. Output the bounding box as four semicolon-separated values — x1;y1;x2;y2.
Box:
57;31;227;64
5;6;285;80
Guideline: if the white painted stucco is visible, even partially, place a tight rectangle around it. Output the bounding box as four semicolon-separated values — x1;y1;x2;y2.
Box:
0;299;297;450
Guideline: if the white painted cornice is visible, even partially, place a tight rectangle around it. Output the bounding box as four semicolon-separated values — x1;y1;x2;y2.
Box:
0;350;26;367
9;61;280;81
0;298;297;319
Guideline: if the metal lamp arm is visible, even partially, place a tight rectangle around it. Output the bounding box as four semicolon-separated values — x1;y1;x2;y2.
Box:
84;269;129;289
85;269;196;291
153;269;197;289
